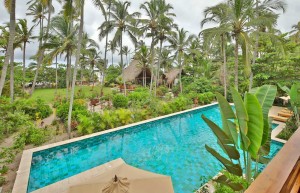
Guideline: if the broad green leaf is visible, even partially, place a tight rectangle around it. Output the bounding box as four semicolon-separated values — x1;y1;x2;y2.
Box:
205;145;243;176
214;174;245;191
244;93;264;159
290;83;300;107
226;120;238;146
240;131;250;151
255;156;271;165
277;83;290;94
202;115;240;160
231;87;248;134
216;93;236;143
250;85;277;145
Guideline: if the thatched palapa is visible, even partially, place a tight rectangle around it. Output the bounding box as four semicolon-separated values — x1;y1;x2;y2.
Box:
164;68;183;85
122;60;151;83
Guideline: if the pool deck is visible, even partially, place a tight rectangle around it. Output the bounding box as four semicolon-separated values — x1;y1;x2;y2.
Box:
12;102;218;193
12;104;289;193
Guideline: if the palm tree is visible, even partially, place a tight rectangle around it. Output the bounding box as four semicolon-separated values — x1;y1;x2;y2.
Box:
108;40;118;65
95;0;114;96
48;15;77;97
168;27;193;93
27;0;54;95
15;19;34;92
159;48;173;72
122;46;131;65
87;48;102;90
140;0;175;93
291;21;300;43
201;3;230;98
135;45;150;87
67;0;85;139
0;0;16;97
108;0;140;95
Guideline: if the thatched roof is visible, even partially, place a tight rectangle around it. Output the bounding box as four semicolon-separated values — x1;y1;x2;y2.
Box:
122;60;151;82
164;68;182;84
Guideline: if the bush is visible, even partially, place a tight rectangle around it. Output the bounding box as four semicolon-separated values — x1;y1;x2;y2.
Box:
128;89;150;108
158;102;173;115
156;85;169;97
13;98;52;120
115;109;133;126
77;114;94;135
169;96;192;112
277;116;298;140
0;176;6;186
183;77;214;94
112;94;128;108
0;165;9;174
56;99;88;121
18;126;51;146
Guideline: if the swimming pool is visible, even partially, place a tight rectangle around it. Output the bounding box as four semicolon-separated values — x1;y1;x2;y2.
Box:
27;104;283;193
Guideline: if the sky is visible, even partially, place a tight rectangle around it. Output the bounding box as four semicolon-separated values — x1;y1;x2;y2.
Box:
0;0;300;65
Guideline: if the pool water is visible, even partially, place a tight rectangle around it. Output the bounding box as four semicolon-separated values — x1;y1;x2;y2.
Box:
272;123;279;130
28;104;283;193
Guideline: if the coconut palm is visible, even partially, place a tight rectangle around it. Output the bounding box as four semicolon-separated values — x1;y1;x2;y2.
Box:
290;21;300;43
15;19;34;92
159;48;173;72
135;45;150;87
139;0;175;93
27;0;54;95
87;48;102;90
49;15;77;96
201;3;231;98
0;0;16;97
122;45;131;65
108;40;118;65
108;0;140;95
67;0;85;139
168;27;194;93
95;0;115;96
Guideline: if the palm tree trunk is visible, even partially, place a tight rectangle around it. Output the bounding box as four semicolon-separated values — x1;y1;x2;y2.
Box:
55;55;58;94
234;36;239;90
120;32;126;96
178;54;182;93
149;35;155;94
22;42;26;93
222;34;227;98
10;50;14;103
66;52;70;98
155;40;163;96
0;0;15;96
67;0;85;139
100;2;112;96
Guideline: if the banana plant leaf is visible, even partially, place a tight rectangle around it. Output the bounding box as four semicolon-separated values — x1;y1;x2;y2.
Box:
216;93;237;144
202;115;240;160
244;93;264;159
205;145;243;176
214;174;245;191
231;87;248;135
250;85;277;146
226;120;239;146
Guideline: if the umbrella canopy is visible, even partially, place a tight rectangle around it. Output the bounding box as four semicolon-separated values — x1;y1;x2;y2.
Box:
68;163;174;193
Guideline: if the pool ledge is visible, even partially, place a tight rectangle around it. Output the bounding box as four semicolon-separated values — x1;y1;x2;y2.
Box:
13;102;218;193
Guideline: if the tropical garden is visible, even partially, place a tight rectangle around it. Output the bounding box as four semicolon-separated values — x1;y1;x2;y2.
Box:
0;0;300;192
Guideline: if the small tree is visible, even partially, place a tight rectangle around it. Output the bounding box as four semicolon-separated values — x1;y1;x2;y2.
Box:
202;85;277;191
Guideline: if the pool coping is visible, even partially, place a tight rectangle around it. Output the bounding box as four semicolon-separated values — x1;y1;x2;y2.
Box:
12;102;218;193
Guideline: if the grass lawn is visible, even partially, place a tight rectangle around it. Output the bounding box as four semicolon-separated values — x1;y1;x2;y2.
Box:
30;86;113;104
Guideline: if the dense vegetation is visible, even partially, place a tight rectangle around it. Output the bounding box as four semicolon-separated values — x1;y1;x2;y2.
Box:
0;0;300;192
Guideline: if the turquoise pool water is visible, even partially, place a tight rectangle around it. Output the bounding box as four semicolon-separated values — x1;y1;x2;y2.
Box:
28;104;283;193
272;123;279;130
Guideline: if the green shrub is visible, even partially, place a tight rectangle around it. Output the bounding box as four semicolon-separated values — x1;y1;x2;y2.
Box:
56;99;88;121
115;109;133;126
77;114;94;135
156;85;169;97
183;77;214;94
214;171;248;193
169;96;192;112
0;165;9;174
158;102;173;115
0;176;6;186
132;109;149;122
13;98;52;119
277;116;298;140
112;94;128;108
